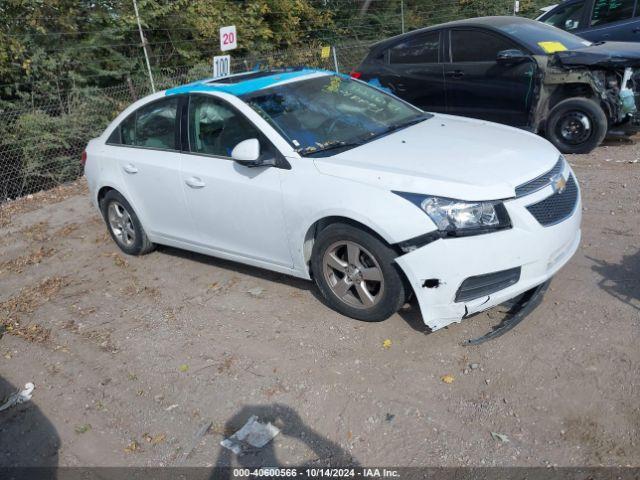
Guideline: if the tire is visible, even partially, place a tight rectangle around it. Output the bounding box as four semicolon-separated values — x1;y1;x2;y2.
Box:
99;190;154;256
310;223;406;322
545;97;608;154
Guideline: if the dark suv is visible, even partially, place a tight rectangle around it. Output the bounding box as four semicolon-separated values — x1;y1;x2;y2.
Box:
538;0;640;43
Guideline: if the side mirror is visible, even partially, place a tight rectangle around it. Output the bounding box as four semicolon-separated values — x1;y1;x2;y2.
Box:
496;49;529;64
231;138;261;166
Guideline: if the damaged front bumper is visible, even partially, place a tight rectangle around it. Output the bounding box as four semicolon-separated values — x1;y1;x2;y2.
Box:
395;174;581;333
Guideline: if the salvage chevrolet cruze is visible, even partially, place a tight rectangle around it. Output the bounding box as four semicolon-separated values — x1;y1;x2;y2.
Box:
83;69;581;335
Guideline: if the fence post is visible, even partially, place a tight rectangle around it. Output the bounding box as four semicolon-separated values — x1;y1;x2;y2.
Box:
401;0;405;34
132;0;156;93
332;46;339;73
513;0;520;15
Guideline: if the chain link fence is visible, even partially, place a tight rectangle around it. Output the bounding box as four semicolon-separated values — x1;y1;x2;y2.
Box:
0;40;373;203
0;0;541;204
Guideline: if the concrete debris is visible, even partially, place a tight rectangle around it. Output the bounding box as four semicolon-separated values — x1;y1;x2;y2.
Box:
0;382;35;412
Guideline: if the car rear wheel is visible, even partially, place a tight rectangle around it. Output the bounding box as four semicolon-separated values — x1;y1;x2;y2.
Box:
311;223;406;322
100;190;154;256
545;97;607;154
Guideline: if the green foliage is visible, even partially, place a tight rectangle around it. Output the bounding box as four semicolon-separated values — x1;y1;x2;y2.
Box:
0;0;548;201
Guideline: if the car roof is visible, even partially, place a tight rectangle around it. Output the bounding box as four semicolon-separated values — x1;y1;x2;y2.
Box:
165;68;334;97
370;16;540;49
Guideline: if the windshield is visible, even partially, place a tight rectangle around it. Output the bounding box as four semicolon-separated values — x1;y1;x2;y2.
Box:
241;75;428;156
496;21;591;54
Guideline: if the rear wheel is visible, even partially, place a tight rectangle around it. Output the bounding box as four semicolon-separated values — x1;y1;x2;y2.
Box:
311;223;405;322
100;190;154;256
545;97;607;154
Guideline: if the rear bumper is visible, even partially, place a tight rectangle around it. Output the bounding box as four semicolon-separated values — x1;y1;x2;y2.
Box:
395;175;581;331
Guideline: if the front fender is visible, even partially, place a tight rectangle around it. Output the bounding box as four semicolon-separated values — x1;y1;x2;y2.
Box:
280;159;437;277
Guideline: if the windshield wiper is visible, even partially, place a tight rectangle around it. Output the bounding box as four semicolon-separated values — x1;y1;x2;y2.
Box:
379;114;431;136
300;140;364;157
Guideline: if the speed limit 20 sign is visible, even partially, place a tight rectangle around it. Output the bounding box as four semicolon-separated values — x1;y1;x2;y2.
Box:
220;25;237;51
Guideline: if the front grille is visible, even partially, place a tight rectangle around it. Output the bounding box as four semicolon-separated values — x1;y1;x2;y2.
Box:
526;174;578;226
455;267;521;303
515;156;564;198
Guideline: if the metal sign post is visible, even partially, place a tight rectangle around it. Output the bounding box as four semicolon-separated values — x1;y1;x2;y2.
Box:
132;0;155;93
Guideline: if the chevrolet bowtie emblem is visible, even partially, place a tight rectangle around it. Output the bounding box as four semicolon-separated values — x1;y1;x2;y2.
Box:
550;173;567;194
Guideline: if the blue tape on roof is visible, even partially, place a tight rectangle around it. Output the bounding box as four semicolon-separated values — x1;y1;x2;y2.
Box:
165;69;333;97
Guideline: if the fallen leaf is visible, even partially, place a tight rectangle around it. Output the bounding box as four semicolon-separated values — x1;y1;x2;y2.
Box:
490;432;510;443
441;374;455;384
75;424;91;434
179;364;189;372
124;440;140;453
113;255;128;268
382;339;392;349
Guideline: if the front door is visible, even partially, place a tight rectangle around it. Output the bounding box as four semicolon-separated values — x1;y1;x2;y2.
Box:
180;94;293;268
444;28;536;127
581;0;640;42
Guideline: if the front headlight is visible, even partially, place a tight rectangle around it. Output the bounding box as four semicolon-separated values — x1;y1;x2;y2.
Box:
394;192;511;235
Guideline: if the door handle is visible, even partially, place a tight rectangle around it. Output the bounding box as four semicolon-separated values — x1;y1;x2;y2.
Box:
446;70;465;79
185;176;206;189
123;163;138;174
394;83;408;92
633;27;640;33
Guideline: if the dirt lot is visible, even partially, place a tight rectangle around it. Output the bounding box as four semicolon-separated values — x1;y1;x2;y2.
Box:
0;141;638;468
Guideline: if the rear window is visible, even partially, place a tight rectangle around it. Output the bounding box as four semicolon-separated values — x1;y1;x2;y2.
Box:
108;97;179;150
591;0;636;26
389;32;440;64
496;20;591;53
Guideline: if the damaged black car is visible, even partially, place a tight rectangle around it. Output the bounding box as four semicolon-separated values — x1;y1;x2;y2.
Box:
353;16;640;154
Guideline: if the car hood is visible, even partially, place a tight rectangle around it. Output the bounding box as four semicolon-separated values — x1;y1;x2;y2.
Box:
552;41;640;68
312;114;560;201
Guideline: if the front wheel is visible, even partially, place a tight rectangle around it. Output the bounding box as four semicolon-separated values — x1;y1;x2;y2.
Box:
545;97;608;154
311;223;406;322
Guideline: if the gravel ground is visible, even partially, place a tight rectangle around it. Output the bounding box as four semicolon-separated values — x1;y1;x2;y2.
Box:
0;140;638;468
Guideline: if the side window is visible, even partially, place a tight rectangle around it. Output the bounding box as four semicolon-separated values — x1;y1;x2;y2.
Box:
134;97;179;149
120;114;136;145
108;97;179;149
188;96;264;157
591;0;635;25
450;30;517;62
389;32;440;64
543;1;586;30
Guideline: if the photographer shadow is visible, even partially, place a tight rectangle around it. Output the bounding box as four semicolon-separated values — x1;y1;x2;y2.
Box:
0;376;60;475
212;403;358;479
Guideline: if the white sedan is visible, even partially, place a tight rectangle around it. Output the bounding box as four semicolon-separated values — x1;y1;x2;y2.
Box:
84;68;581;334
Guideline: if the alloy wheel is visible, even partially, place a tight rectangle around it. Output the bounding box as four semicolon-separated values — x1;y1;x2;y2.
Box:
322;240;384;309
107;201;136;247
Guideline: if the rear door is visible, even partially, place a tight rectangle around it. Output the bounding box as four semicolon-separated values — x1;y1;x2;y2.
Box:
444;28;536;127
581;0;640;42
107;95;195;242
360;31;446;112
